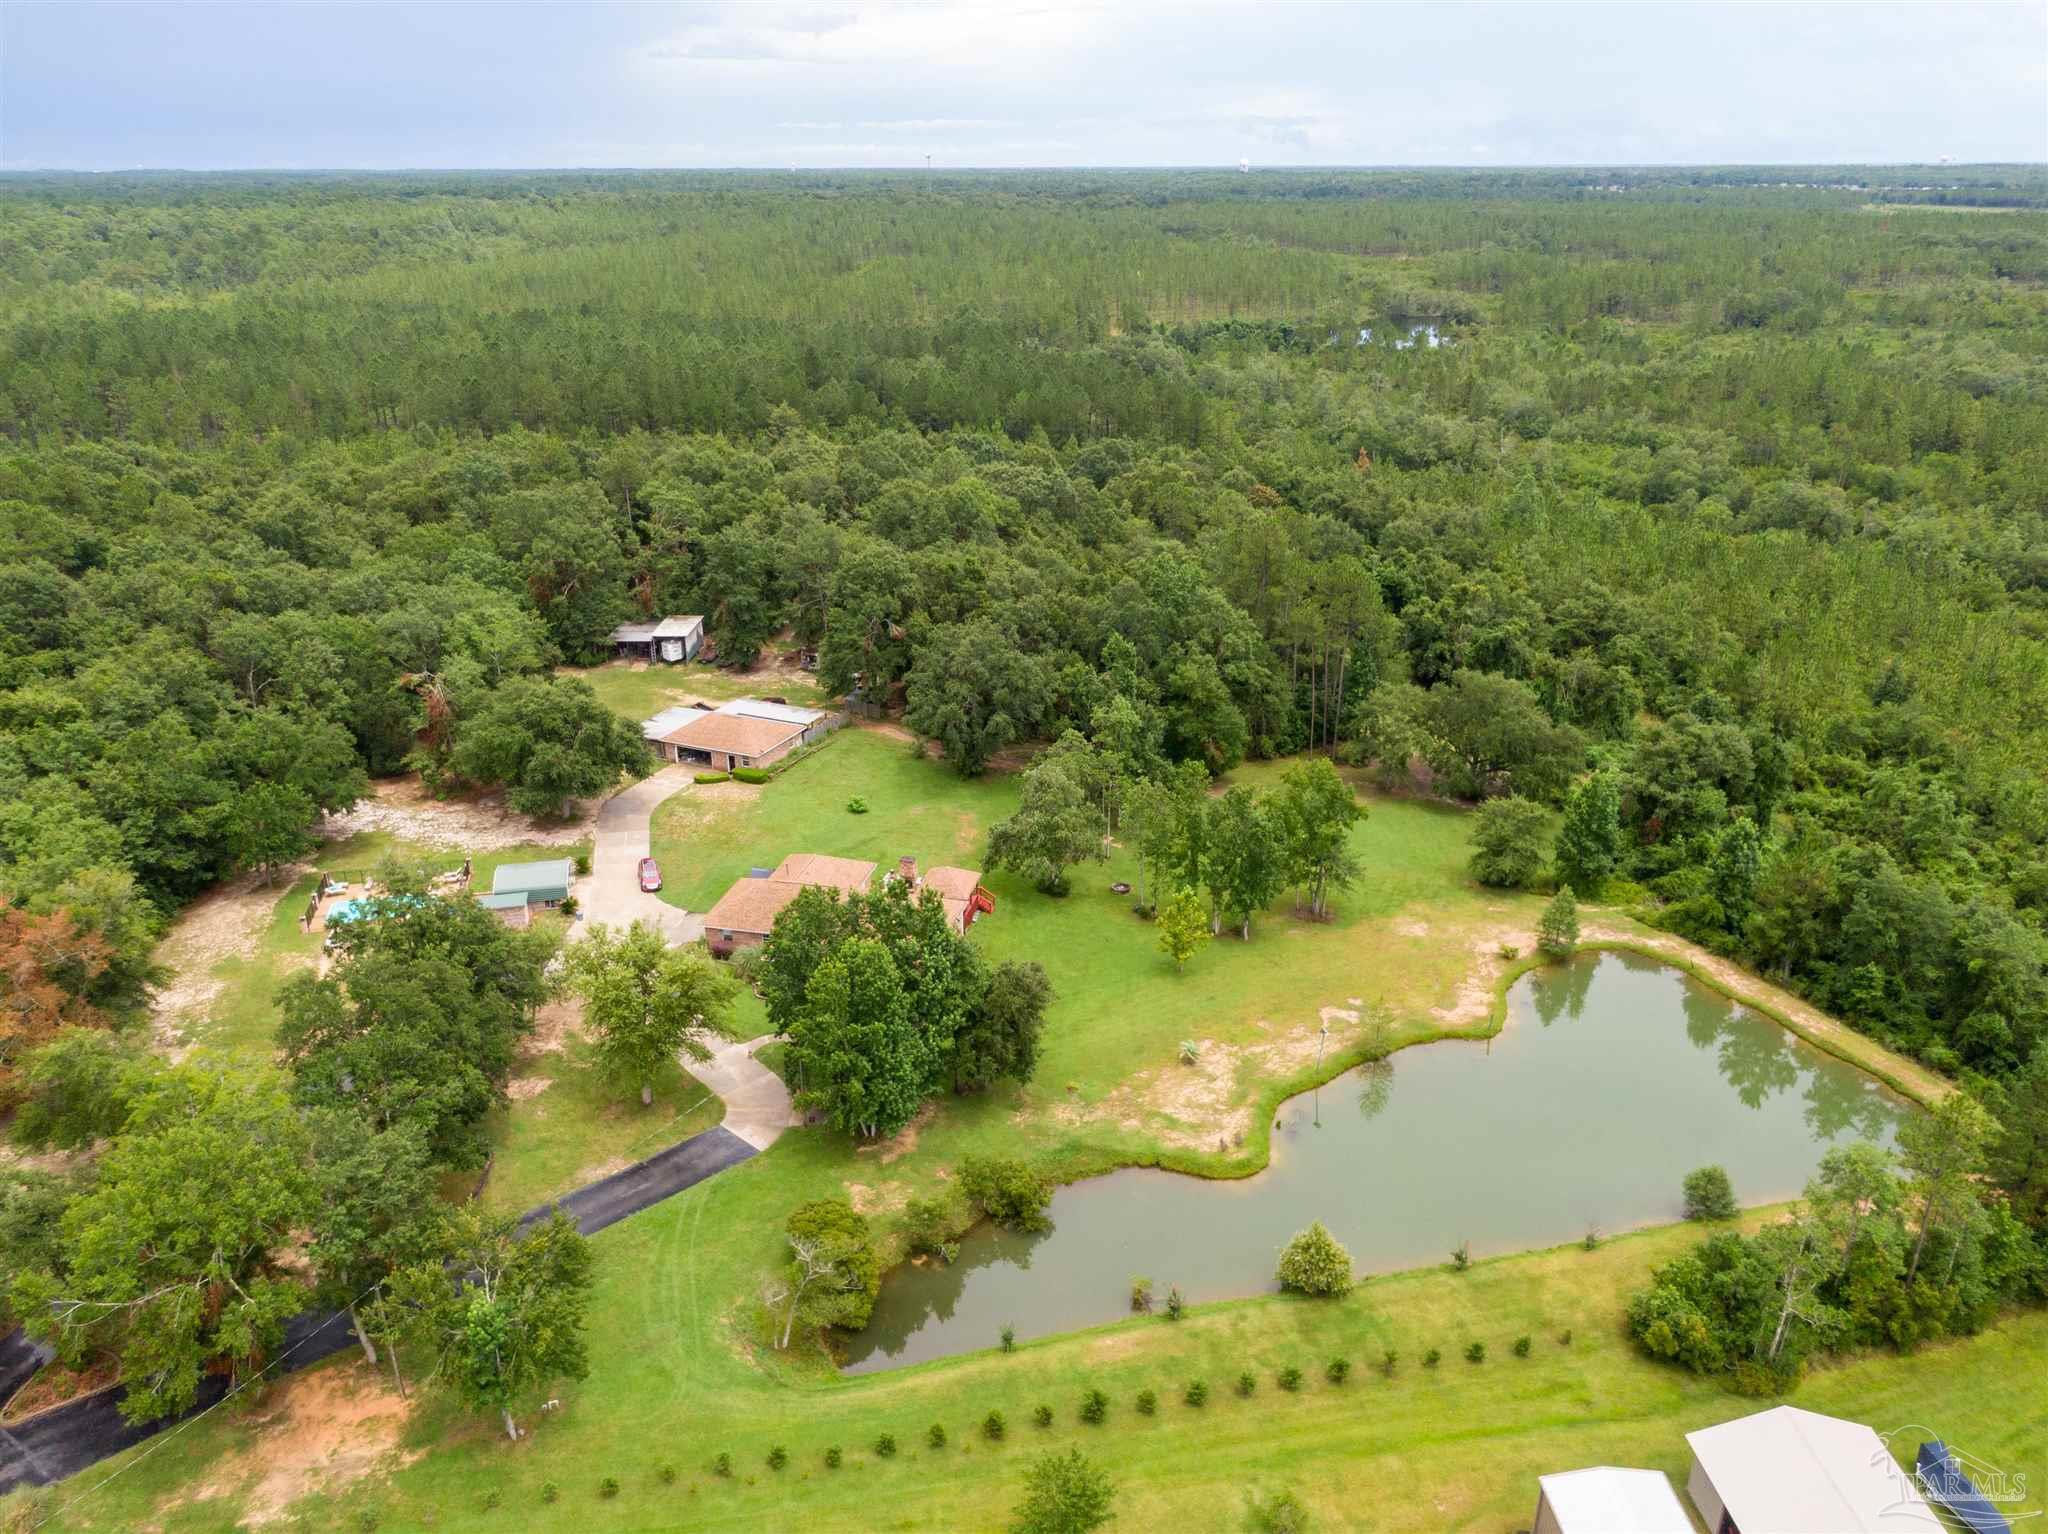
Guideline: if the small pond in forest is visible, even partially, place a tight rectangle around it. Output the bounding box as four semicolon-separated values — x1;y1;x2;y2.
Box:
840;949;1909;1374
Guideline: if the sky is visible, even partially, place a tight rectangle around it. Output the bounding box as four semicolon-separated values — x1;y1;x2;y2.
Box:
2;1;2043;171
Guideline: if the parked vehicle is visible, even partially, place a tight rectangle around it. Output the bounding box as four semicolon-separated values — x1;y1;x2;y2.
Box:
638;857;662;893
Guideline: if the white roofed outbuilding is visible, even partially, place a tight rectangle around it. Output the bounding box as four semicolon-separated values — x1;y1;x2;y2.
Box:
1532;1467;1691;1534
611;615;704;663
1685;1406;1940;1534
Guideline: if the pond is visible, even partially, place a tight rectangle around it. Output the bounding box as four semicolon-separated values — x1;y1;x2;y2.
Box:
840;950;1908;1374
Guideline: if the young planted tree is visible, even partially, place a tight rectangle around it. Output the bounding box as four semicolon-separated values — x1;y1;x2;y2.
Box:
13;1068;314;1424
1156;886;1210;973
1537;887;1580;959
1012;1447;1118;1534
565;921;739;1106
1270;756;1364;919
382;1208;592;1442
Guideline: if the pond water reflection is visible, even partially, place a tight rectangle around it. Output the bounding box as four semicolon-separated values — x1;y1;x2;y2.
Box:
841;950;1907;1374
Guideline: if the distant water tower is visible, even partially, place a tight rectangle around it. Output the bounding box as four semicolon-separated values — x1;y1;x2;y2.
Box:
1239;157;1249;174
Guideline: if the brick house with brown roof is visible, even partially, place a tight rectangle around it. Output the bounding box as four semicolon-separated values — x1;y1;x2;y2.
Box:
702;854;879;956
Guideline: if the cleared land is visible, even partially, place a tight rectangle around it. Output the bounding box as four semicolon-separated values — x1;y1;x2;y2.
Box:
564;656;831;726
129;817;727;1225
19;732;2028;1533
18;1214;2043;1532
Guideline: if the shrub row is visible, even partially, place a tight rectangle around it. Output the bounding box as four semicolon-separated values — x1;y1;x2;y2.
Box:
643;1335;1576;1500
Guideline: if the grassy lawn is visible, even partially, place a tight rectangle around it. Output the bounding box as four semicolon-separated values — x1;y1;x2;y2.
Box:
475;1024;726;1217
173;831;393;1062
42;733;2015;1533
565;659;832;726
178;836;590;1067
25;1208;2044;1532
653;728;1012;913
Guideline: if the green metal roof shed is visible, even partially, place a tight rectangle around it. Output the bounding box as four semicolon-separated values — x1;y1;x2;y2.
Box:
490;859;574;904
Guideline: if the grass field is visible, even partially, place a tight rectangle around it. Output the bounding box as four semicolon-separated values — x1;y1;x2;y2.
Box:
19;1210;2043;1532
565;658;832;727
21;730;2031;1533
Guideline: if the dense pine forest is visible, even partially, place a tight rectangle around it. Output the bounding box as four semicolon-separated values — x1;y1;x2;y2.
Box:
4;165;2048;1120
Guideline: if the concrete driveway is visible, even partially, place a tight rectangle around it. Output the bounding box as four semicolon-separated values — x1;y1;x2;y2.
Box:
693;1036;800;1150
580;766;701;944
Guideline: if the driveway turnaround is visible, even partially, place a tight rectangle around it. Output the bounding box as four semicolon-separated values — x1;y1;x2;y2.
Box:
692;1036;800;1150
580;767;701;943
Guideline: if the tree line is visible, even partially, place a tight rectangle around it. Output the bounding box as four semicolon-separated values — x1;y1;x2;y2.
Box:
0;876;713;1437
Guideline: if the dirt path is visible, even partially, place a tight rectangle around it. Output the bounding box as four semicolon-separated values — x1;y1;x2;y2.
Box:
147;865;311;1058
856;719;917;745
314;775;592;852
184;1368;415;1527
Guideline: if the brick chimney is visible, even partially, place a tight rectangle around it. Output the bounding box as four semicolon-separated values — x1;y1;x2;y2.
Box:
898;855;918;884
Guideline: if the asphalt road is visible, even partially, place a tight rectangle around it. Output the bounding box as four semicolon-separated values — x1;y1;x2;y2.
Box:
0;765;789;1498
0;1120;760;1495
518;1124;756;1237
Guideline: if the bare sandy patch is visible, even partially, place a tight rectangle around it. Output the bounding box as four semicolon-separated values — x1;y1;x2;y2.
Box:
845;1180;911;1216
186;1367;416;1527
1059;1006;1385;1151
315;775;593;852
1430;926;1537;1030
148;866;310;1059
1394;918;1431;939
577;1156;632;1184
522;997;587;1058
506;1077;553;1102
856;1103;936;1163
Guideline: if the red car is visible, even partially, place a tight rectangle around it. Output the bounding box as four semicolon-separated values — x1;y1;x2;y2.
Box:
637;857;662;893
